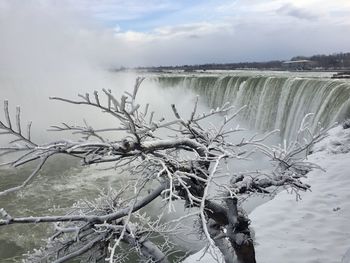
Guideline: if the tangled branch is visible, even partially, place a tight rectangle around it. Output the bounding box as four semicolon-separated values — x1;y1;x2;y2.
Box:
0;78;330;263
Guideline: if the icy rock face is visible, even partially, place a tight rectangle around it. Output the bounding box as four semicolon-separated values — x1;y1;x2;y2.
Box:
342;119;350;129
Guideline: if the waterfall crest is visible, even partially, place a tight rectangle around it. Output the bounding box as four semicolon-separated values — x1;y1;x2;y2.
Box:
154;74;350;141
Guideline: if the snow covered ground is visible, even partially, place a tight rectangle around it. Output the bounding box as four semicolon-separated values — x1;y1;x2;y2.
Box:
185;125;350;262
250;125;350;263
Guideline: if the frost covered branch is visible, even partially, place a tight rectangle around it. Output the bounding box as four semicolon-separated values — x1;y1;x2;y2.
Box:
0;78;329;263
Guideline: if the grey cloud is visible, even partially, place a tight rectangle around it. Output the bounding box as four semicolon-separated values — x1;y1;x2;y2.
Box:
146;22;233;40
188;34;200;39
277;3;319;20
155;24;210;36
123;19;350;66
1;0;349;69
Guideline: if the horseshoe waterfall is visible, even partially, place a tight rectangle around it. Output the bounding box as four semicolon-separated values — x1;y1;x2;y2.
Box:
154;74;350;141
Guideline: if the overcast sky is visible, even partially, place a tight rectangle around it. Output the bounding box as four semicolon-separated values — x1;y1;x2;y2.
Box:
1;0;350;67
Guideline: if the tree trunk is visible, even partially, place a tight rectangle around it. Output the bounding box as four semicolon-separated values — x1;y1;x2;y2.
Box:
204;199;257;263
226;197;256;263
234;239;256;263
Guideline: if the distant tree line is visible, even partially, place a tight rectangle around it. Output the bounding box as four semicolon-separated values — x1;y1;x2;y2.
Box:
291;52;350;70
127;52;350;72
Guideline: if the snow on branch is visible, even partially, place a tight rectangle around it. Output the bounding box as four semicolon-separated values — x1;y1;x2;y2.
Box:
0;78;332;263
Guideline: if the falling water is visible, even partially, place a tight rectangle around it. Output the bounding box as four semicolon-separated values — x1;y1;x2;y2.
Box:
154;73;350;141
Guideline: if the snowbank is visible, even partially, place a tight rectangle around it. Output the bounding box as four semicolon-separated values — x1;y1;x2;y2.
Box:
184;125;350;262
250;125;350;263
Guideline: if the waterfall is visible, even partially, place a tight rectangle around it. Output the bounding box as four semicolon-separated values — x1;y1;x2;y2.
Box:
153;74;350;141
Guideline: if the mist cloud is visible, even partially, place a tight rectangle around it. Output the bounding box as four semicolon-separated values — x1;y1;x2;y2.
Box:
0;0;201;142
0;1;134;143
